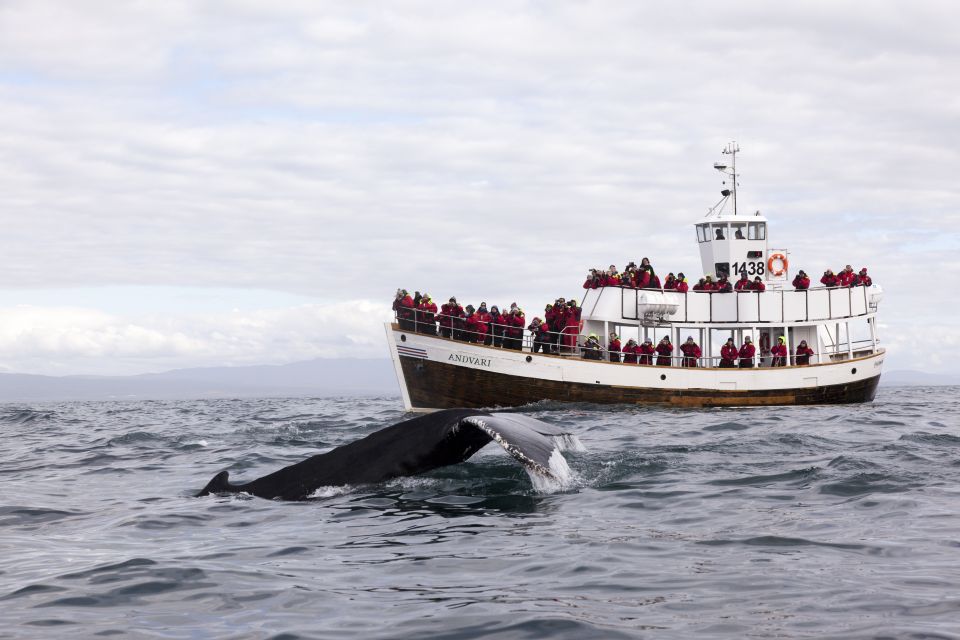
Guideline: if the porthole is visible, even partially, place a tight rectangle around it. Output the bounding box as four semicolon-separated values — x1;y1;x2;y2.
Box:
525;355;532;363
660;374;667;381
400;334;406;342
851;367;857;374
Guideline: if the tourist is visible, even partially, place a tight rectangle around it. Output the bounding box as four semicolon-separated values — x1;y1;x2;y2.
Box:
582;334;603;360
622;338;639;364
792;270;811;290
663;273;677;290
675;273;689;293
638;337;656;365
417;294;437;335
680;336;701;367
715;276;733;293
734;273;751;291
738;336;756;368
528;317;551;354
770;336;788;367
820;269;839;287
795;340;815;365
838;265;856;287
720;338;738;368
655;336;673;366
858;268;872;286
608;332;621;363
439;296;463;339
463;305;487;344
488;305;505;347
750;276;766;292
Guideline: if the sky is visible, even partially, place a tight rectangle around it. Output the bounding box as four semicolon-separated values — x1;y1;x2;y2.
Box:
0;1;958;375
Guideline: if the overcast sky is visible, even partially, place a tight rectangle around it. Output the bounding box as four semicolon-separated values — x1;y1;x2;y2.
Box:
1;1;958;375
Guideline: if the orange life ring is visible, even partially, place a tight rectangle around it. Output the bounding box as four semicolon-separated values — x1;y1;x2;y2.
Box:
767;253;788;276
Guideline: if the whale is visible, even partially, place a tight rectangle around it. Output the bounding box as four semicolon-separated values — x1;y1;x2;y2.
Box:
197;409;581;500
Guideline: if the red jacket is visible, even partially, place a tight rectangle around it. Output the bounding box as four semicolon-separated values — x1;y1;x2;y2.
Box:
507;312;525;338
622;343;638;364
795;345;815;365
860;274;872;286
663;277;677;290
604;275;621;287
734;278;751;291
608;338;621;353
821;274;839;287
417;300;437;324
792;275;810;290
655;342;673;366
464;314;487;342
751;281;766;292
720;344;738;363
838;271;855;286
439;303;463;327
680;342;701;366
738;343;756;361
648;275;662;289
675;281;689;293
638;342;656;365
635;271;651;289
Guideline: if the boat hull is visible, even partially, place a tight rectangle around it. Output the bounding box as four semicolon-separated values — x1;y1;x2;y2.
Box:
385;324;883;411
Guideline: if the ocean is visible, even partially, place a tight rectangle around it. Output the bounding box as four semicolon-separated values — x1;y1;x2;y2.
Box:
1;387;958;639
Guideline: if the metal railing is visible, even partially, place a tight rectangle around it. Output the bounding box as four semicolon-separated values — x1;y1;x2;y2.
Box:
393;310;868;369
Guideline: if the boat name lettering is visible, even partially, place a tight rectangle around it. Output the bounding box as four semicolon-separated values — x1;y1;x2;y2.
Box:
448;354;491;367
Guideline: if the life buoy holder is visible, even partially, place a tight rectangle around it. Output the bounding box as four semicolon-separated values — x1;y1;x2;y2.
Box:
767;253;788;276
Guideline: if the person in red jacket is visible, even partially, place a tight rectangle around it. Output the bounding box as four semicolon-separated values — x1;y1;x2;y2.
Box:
715;276;733;293
396;289;415;331
820;269;839;287
634;268;651;289
647;272;662;289
562;300;581;353
734;273;751;291
680;336;701;367
638;337;656;365
750;276;766;292
703;275;716;291
792;270;811;290
621;338;639;364
770;336;788;366
502;305;525;351
439;297;464;339
675;273;689;293
417;295;438;335
583;269;602;289
738;336;756;368
663;273;677;290
720;338;738;368
463;305;487;343
838;264;855;287
795;340;815;365
608;332;621;362
858;268;872;286
655;336;673;366
692;278;707;292
528;317;550;353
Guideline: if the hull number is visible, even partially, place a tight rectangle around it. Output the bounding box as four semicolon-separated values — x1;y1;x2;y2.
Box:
733;261;765;276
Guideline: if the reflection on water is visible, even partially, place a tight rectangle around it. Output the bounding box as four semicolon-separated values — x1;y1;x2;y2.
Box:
1;388;960;638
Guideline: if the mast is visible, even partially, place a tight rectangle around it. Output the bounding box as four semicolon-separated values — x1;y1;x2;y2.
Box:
722;141;740;216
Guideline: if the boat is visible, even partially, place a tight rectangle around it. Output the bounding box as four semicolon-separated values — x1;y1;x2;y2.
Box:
385;143;884;411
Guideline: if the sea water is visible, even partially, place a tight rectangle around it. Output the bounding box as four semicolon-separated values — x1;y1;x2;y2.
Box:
1;388;959;639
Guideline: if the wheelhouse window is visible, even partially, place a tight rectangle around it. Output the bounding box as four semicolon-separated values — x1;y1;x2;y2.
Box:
731;222;746;240
696;224;710;243
712;223;728;241
748;222;766;240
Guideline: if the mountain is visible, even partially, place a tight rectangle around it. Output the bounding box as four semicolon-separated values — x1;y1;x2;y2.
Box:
0;358;400;402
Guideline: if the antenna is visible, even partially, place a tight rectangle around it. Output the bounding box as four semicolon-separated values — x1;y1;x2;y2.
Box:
721;141;740;216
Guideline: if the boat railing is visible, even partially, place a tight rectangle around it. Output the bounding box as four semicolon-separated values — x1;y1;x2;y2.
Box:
393;311;870;368
611;283;874;324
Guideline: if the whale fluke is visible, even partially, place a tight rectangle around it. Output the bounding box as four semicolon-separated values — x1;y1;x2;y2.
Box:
196;409;581;500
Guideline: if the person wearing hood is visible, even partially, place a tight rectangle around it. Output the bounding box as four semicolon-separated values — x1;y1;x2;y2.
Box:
680;336;701;367
621;338;639;364
770;336;788;367
750;276;766;292
795;340;815;365
440;296;464;339
463;305;487;344
857;267;872;287
720;337;738;368
638;337;656;365
663;273;677;290
417;294;437;335
608;332;621;363
738;336;756;368
792;270;811;290
395;289;415;331
655;336;673;366
487;305;504;347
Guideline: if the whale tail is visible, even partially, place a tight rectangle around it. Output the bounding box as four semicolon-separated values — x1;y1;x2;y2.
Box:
196;470;236;497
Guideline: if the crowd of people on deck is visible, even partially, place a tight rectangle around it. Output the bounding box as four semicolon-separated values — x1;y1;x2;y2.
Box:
582;258;873;293
394;289;820;368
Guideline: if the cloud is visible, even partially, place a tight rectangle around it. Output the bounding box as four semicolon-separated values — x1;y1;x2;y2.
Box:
0;300;391;375
0;1;957;373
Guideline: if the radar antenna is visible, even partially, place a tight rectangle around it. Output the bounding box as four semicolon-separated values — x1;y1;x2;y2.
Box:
713;141;741;216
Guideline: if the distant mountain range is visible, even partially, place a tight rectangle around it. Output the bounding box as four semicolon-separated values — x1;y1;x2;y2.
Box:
0;359;400;402
0;362;954;402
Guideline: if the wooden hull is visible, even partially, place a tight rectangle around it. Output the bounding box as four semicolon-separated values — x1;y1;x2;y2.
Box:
399;355;880;410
